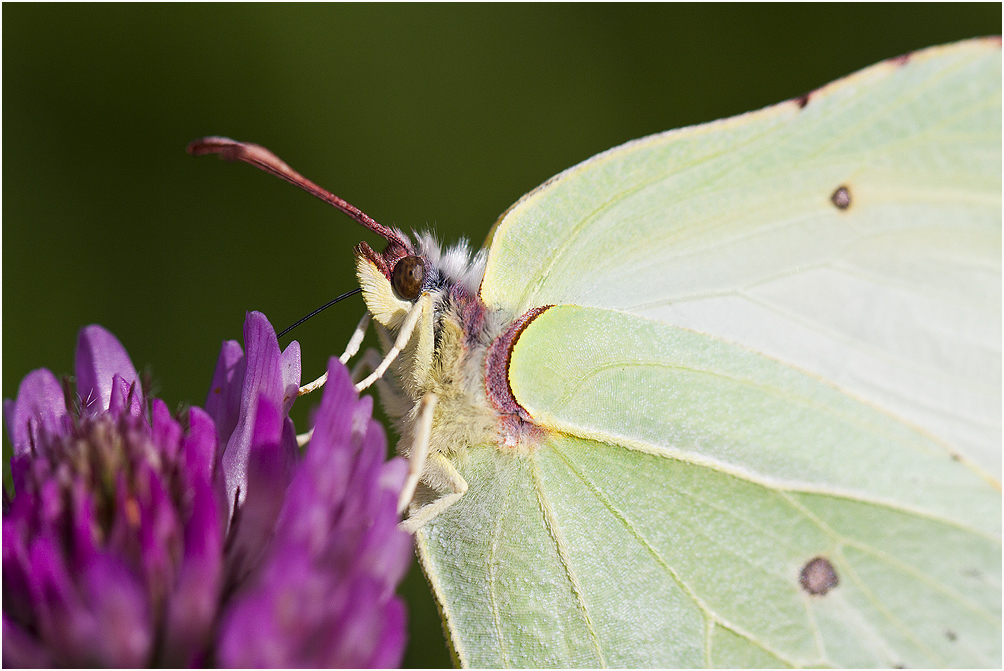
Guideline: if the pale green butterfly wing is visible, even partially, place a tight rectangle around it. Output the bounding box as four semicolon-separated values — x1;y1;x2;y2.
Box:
417;39;1002;667
480;39;1002;476
418;306;1000;667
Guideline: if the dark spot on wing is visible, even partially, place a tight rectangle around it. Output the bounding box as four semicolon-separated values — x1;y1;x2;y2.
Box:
800;556;839;596
890;52;912;67
831;185;851;210
945;630;957;642
963;567;982;578
950;452;961;461
795;93;810;109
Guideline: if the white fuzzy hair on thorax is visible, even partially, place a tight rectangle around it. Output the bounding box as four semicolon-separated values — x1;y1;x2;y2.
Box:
415;231;488;295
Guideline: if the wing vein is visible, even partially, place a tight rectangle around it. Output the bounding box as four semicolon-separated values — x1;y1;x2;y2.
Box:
529;455;607;667
549;440;803;668
488;473;516;668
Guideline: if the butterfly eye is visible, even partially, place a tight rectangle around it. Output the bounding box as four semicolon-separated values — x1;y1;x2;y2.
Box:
392;255;426;300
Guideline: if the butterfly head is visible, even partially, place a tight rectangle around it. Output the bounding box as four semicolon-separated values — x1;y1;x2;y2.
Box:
355;231;486;332
355;234;425;331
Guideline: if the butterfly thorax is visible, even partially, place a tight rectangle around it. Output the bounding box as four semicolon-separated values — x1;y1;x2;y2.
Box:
356;233;544;461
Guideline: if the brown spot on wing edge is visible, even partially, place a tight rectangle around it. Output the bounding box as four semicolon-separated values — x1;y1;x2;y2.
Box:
889;52;912;67
800;556;839;595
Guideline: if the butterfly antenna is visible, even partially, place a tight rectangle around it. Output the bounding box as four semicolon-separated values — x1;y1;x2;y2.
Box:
277;288;363;339
187;136;410;251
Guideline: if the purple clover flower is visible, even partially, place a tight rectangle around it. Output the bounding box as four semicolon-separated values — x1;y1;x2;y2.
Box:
3;312;411;667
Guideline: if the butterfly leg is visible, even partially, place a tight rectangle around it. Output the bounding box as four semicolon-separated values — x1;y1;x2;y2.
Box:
356;293;429;392
350;347;383;383
339;312;371;364
297;312;372;396
400;452;468;534
299;373;327;396
348;347;413;422
397;391;468;533
397;392;437;514
296;344;396;448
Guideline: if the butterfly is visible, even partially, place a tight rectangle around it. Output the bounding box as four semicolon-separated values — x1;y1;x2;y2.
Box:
190;38;1001;668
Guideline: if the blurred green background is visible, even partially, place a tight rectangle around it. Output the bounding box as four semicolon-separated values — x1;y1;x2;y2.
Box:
4;4;999;667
